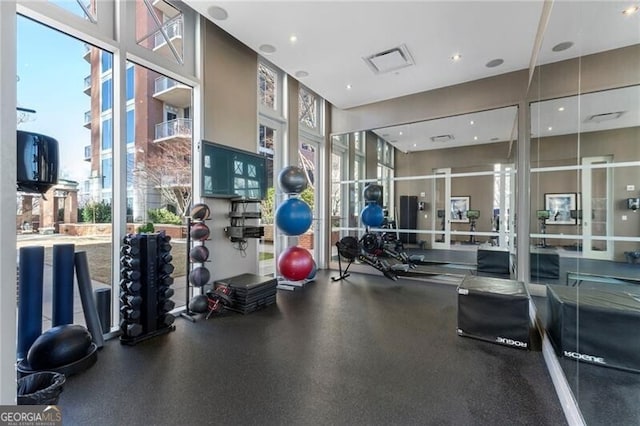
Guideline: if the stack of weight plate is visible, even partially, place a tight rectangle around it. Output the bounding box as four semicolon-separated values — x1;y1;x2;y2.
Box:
214;273;277;315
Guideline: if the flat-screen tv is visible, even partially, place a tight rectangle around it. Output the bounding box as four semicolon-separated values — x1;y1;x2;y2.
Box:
17;130;59;194
201;141;267;200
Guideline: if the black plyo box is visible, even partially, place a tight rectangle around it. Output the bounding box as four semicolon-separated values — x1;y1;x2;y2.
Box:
457;275;530;349
547;285;640;373
214;273;277;314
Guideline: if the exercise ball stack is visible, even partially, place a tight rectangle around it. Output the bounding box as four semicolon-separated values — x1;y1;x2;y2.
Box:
276;166;315;282
361;184;384;228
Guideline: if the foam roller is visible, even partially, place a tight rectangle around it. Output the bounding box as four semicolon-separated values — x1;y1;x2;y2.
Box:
75;251;105;348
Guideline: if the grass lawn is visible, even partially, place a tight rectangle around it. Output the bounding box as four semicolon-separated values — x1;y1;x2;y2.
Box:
43;241;187;285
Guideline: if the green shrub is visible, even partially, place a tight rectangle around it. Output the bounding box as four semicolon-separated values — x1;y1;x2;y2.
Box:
147;208;182;225
81;201;112;223
137;222;155;233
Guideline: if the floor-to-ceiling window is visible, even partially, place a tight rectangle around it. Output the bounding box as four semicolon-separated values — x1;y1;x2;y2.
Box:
14;0;199;335
257;60;286;276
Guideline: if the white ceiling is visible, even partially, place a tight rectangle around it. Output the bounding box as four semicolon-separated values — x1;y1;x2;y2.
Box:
185;1;639;111
372;106;518;153
183;1;640;151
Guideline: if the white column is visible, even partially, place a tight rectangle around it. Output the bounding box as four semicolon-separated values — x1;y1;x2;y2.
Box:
0;0;18;404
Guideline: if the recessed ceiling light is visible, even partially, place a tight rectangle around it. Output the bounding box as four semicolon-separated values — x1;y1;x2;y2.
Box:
295;70;309;78
259;44;277;54
451;53;462;62
552;41;574;52
469;120;475;125
399;131;403;136
486;58;504;68
558;106;565;112
208;6;228;20
473;136;478;141
413;143;417;147
622;6;639;15
346;84;352;90
289;35;298;43
548;126;553;131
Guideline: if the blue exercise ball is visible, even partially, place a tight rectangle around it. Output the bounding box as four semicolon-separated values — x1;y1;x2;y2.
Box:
361;203;384;227
278;166;308;194
276;197;313;236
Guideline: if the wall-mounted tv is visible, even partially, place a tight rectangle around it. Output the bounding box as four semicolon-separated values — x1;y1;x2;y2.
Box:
201;140;267;200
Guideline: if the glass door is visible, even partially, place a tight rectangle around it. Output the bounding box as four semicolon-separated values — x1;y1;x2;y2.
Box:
432;168;451;249
582;156;613;260
299;138;320;262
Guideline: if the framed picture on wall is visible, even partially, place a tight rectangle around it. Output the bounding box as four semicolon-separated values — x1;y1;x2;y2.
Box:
545;193;577;225
450;196;470;223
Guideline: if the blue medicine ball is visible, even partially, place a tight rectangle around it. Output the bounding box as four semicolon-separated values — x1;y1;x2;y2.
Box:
361;203;384;227
276;197;313;236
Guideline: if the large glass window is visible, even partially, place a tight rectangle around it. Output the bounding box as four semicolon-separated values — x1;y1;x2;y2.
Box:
126;110;134;144
299;86;317;130
101;78;112;111
101;158;112;190
101;118;112;150
258;63;277;111
126;65;134;100
101;50;112;73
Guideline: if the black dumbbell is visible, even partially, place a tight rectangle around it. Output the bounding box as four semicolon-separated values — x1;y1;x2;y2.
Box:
120;306;140;320
120;256;140;269
120;245;140;256
120;279;141;293
159;287;174;299
159;299;175;312
120;320;142;337
159;313;175;327
120;294;142;308
121;269;141;281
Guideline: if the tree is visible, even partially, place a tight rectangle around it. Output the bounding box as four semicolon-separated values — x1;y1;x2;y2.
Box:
139;139;192;218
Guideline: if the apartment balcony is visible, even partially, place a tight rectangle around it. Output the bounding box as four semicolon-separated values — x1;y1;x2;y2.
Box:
83;145;91;162
83;75;91;95
153;19;183;59
83;43;91;62
152;0;180;18
83;110;92;128
153;76;190;108
154;118;191;143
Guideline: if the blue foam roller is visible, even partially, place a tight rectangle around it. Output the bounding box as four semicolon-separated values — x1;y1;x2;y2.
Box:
52;244;75;327
18;246;45;360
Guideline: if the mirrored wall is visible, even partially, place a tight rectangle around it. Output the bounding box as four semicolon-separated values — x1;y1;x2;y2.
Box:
331;106;518;281
529;2;640;425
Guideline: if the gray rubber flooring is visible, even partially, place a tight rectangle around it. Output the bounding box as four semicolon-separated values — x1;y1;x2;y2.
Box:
58;270;565;426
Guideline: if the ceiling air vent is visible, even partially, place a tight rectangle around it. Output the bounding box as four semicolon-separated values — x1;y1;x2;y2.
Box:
364;44;415;74
430;134;454;143
585;111;625;123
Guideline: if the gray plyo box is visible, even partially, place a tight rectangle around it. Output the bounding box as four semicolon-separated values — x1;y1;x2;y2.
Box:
457;275;530;349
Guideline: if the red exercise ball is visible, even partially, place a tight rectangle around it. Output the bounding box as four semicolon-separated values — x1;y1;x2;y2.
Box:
278;246;314;281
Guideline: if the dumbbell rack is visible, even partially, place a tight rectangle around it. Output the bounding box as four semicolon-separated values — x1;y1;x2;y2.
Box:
120;232;176;345
181;216;211;322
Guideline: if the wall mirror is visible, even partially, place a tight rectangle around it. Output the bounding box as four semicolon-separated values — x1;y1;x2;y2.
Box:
529;1;640;424
331;105;518;279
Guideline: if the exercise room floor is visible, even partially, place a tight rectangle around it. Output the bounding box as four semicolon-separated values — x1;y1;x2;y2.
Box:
59;270;565;425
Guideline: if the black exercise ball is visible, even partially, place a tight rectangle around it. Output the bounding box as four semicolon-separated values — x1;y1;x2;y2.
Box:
189;295;209;314
278;166;308;194
27;324;92;370
363;184;383;203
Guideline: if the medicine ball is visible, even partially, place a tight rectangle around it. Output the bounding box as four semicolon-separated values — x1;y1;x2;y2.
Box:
189;245;210;263
190;223;210;241
188;295;209;314
189;266;211;287
190;203;210;221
